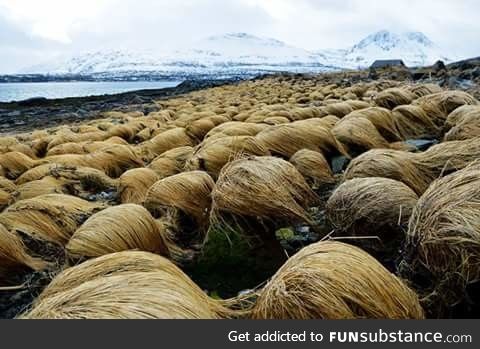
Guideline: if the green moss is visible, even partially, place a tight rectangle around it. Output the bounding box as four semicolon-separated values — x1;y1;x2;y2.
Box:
188;225;285;298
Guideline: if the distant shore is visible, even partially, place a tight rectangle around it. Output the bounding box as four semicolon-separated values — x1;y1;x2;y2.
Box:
0;79;238;134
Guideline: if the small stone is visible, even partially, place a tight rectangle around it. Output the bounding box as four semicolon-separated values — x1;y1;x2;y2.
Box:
405;139;438;151
331;155;350;174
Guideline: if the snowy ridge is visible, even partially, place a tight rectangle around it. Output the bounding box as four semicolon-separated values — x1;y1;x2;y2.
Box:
23;30;452;78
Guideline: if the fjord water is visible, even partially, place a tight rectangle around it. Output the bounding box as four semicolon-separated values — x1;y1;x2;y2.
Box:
0;81;182;103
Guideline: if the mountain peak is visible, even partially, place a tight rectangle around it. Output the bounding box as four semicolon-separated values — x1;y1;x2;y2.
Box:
404;31;434;46
206;32;286;47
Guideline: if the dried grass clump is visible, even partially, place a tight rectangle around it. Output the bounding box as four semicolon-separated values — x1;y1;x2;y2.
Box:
408;83;443;98
185;119;217;141
0;152;42;180
344;107;401;142
250;241;424;319
289;149;335;189
118;168;159;204
374;88;416;110
324;102;354;117
418;138;480;176
263;116;290;125
21;252;231;319
15;163;59;184
256;123;347;159
46;137;129;156
141;128;195;160
444;116;480;141
0;189;13;211
392;105;441;139
204;122;267;142
402;162;480;309
326;177;418;246
0;141;36;159
0;176;17;193
186;136;270;178
148;146;194;178
47;144;143;178
0;224;47;282
67;204;170;259
145;171;215;231
211;156;319;225
16;176;68;200
46;131;107;150
332;117;390;156
344;149;430;195
414;91;478;115
444;105;480;131
0;194;105;245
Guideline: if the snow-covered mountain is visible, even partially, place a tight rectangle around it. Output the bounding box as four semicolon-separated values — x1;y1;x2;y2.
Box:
24;33;334;78
324;30;452;69
22;31;452;79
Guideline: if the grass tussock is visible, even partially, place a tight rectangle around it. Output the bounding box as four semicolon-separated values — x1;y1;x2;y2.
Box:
147;146;193;177
186;136;270;178
0;223;47;282
326;177;418;249
401;162;480;312
67;204;171;259
118;168;159;204
21;251;232;319
144;171;215;232
256;122;347;159
289;149;335;189
0;194;106;245
250;241;424;319
374;88;416;110
211;156;319;226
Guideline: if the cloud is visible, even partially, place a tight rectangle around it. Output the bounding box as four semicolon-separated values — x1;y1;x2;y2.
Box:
0;0;479;73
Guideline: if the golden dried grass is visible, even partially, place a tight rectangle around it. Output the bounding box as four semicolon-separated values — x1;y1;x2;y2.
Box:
326;177;418;246
402;162;480;310
118;168;159;204
0;223;47;282
289;149;335;189
211;156;319;226
21;252;231;319
145;171;215;231
0;194;105;245
250;241;424;319
186;136;270;178
148;146;194;178
67;204;170;259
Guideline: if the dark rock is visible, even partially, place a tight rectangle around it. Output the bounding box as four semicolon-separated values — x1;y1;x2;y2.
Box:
405;139;438;151
17;97;48;107
331;155;350;174
432;60;447;72
472;67;480;79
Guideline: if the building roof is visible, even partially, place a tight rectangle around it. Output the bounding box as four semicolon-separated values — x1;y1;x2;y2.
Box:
370;59;406;69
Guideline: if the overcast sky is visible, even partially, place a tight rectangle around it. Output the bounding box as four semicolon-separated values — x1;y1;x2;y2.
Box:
0;0;479;73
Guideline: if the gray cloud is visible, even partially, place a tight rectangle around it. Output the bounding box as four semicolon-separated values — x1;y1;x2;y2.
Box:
0;0;479;73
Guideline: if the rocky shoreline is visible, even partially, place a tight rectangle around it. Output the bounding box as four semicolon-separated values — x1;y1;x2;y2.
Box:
0;79;239;135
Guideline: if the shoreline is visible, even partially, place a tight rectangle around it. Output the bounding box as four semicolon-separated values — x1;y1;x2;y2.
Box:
0;79;239;134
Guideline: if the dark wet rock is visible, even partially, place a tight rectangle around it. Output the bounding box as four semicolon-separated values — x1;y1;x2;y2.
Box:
432;60;447;72
87;190;117;203
0;270;55;319
17;97;48;107
331;155;350;174
405;139;438;152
